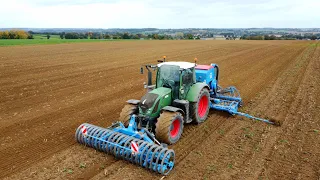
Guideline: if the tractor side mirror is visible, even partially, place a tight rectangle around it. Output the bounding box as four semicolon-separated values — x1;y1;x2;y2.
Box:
140;67;144;74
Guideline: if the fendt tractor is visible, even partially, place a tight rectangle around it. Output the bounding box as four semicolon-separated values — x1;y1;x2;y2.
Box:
75;57;280;175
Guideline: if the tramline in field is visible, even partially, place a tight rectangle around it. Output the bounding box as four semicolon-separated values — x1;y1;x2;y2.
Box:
75;57;280;175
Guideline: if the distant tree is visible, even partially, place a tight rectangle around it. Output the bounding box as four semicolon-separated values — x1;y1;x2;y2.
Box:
158;35;165;40
90;33;96;39
245;35;263;40
0;31;9;39
65;32;79;39
240;35;248;40
79;33;86;39
176;32;184;39
185;34;194;39
8;30;16;39
86;32;93;39
113;35;121;39
167;35;174;40
65;33;71;39
47;34;51;39
311;35;317;40
99;33;103;39
104;34;111;39
152;33;159;39
269;35;276;40
90;33;102;39
16;30;28;39
59;32;65;39
132;34;140;39
27;34;34;39
122;33;130;39
84;33;89;39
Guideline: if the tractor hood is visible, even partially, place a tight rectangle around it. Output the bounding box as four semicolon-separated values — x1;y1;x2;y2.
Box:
139;87;172;117
150;87;171;97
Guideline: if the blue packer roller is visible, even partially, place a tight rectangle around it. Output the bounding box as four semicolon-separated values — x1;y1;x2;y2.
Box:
75;115;175;175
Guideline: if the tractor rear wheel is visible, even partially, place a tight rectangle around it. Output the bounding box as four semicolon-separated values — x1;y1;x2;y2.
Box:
155;111;184;144
119;104;138;127
191;88;210;124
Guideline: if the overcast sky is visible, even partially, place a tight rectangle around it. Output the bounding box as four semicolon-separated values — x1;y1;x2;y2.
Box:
1;0;319;28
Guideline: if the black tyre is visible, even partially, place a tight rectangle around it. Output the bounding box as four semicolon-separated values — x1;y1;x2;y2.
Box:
191;88;210;123
119;104;138;127
155;111;184;144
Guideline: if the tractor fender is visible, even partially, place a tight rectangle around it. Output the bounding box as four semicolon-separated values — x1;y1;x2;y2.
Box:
126;99;140;105
186;83;210;102
161;106;185;118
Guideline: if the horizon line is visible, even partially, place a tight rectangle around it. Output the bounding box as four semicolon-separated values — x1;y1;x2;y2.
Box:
1;27;320;29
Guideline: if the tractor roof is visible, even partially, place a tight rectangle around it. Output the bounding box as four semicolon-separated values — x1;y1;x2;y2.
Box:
157;62;196;69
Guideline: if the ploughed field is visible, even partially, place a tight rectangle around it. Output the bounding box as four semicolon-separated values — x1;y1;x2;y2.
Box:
1;40;319;179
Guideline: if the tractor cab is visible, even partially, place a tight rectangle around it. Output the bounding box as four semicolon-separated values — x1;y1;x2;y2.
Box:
157;62;196;99
136;62;197;128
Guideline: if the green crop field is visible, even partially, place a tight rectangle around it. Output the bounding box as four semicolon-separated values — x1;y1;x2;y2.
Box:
33;34;60;39
0;38;133;46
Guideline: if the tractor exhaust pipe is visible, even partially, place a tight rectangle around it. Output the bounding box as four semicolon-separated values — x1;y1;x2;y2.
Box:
140;65;153;86
147;71;152;86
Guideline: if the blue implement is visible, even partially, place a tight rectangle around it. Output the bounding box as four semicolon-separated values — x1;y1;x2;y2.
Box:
75;115;175;175
196;63;280;126
232;111;277;125
210;93;279;126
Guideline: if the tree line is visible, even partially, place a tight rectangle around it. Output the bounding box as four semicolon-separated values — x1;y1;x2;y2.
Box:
241;34;319;40
0;30;199;40
0;30;33;39
58;32;199;40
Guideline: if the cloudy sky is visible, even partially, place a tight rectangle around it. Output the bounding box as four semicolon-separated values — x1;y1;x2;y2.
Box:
1;0;319;28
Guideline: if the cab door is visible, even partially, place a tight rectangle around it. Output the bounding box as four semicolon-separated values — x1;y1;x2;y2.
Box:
180;68;194;99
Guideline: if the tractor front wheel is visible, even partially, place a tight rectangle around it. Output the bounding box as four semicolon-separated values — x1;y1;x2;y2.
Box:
191;88;210;123
119;104;138;127
155;111;184;144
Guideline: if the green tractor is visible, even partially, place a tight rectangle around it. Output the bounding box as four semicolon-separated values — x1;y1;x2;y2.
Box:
119;60;211;144
75;58;279;175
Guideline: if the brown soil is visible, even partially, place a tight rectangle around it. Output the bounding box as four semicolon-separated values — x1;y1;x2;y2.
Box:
1;40;319;180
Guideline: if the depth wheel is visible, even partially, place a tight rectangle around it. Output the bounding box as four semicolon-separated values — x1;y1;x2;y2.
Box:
119;104;138;127
191;88;210;123
155;111;184;144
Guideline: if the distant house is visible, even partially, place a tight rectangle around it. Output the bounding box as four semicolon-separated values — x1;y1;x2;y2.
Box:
200;38;215;40
274;34;282;38
200;35;226;40
214;35;226;40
